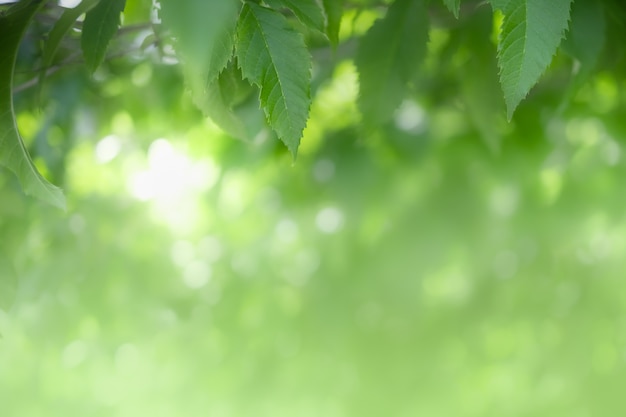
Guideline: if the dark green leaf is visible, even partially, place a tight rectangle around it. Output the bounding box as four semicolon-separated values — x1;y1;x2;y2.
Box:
356;0;429;126
0;0;66;209
443;0;461;18
264;0;327;34
322;0;344;45
38;0;100;97
81;0;126;73
561;0;606;91
236;3;312;156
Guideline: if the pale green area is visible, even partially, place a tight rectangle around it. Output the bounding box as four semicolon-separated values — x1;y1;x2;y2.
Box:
2;35;626;417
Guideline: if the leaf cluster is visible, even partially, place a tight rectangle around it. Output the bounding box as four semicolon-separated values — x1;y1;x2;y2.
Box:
1;0;626;206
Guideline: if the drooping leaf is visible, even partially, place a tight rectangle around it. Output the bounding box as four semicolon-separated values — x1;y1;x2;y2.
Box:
443;0;461;18
160;0;239;91
561;0;606;92
200;62;266;141
322;0;344;45
458;8;506;152
491;0;573;119
81;0;126;73
38;0;100;97
264;0;327;34
236;3;312;156
0;0;66;209
356;0;429;126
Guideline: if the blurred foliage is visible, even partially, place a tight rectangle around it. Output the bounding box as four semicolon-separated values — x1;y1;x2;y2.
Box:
2;0;626;416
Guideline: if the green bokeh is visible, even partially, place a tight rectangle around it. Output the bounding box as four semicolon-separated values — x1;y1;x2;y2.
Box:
2;24;626;417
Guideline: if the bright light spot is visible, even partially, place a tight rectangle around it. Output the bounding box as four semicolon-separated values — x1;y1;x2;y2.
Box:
489;185;519;218
602;140;621;166
316;206;344;234
589;233;612;260
198;235;223;263
492;250;519;279
62;340;87;368
183;261;211;289
539;168;563;204
95;135;122;164
313;158;335;183
128;139;220;202
170;240;195;267
422;265;471;304
276;218;299;244
394;100;426;133
131;63;152;87
59;0;82;7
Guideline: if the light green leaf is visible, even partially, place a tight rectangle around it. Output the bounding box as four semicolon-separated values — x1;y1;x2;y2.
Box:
236;3;312;156
81;0;126;73
491;0;573;119
0;0;66;209
160;0;239;91
356;0;429;126
38;0;100;96
443;0;461;18
322;0;344;45
264;0;327;34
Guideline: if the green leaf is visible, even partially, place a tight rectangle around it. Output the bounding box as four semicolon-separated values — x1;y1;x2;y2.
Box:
38;0;100;97
0;0;66;209
561;0;605;90
81;0;126;73
236;3;312;156
160;0;239;90
443;0;461;18
355;0;429;126
491;0;573;119
458;8;506;152
199;62;266;141
322;0;344;45
264;0;327;34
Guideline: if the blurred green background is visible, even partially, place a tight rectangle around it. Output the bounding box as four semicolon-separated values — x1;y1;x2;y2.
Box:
3;17;626;417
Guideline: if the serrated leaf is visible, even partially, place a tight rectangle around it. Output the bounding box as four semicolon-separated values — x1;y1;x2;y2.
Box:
0;0;66;209
38;0;100;98
81;0;126;73
264;0;327;34
160;0;239;90
443;0;461;18
236;3;312;156
356;0;429;126
491;0;573;119
322;0;344;45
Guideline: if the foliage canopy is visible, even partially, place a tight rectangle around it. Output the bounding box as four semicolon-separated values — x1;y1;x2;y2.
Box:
1;0;625;205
